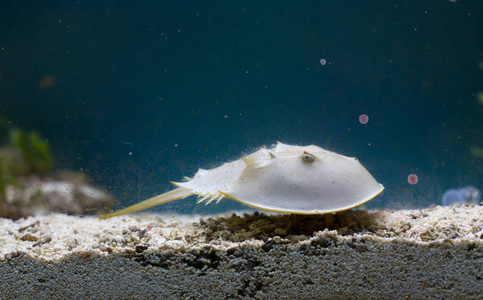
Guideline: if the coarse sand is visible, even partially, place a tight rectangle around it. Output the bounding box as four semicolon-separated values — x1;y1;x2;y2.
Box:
1;205;482;299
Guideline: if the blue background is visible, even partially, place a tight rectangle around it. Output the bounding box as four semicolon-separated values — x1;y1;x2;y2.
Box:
0;1;481;214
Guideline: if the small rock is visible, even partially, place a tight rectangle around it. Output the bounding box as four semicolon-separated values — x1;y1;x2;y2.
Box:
20;233;39;242
64;237;78;250
292;235;308;242
1;174;115;219
274;228;287;236
33;235;52;247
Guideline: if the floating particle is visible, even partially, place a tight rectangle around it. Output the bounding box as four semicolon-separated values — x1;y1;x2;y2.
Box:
359;114;369;125
407;174;418;185
320;58;327;66
39;75;56;90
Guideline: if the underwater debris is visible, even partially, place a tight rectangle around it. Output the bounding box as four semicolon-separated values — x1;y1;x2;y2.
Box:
442;186;481;206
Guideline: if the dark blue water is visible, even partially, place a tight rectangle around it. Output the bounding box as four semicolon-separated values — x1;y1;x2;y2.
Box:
1;1;481;214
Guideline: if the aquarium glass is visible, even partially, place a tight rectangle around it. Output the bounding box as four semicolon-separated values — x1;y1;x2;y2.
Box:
0;0;481;214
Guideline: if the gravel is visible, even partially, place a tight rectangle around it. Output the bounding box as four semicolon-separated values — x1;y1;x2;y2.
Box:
1;205;482;299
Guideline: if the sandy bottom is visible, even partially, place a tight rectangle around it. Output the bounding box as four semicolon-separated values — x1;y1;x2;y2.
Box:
1;205;482;299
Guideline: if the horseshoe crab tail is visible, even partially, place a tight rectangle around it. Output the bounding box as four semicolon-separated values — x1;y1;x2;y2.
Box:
99;188;191;219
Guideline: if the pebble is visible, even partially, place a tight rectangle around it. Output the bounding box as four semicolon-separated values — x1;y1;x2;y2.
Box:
274;228;287;236
20;233;39;242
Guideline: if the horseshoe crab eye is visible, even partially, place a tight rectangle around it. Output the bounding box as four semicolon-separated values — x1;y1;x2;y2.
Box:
301;152;315;163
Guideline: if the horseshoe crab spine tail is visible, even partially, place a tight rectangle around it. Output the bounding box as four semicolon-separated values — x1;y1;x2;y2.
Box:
99;188;191;219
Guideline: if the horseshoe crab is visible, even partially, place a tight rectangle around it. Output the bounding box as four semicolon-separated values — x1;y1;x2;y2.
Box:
100;142;384;219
